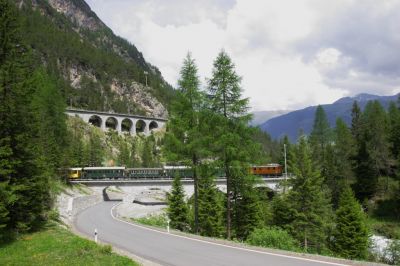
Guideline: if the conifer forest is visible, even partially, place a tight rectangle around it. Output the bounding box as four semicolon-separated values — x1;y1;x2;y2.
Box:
0;0;399;264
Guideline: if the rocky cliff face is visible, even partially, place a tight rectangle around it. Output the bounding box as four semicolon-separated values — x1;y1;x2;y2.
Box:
19;0;170;118
47;0;104;30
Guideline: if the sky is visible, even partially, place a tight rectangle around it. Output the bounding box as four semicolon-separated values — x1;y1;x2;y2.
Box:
85;0;400;111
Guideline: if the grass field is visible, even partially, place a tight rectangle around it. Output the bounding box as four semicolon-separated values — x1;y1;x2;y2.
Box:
0;225;139;266
131;214;168;228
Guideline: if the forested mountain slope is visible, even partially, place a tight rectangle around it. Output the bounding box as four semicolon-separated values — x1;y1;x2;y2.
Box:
16;0;173;118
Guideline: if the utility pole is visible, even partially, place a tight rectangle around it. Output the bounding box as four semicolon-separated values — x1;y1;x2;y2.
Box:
144;71;148;87
284;144;288;193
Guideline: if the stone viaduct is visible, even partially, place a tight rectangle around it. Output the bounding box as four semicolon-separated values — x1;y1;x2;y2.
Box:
66;109;167;136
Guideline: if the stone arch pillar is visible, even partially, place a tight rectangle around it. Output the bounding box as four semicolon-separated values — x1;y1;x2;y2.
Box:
100;115;106;131
159;121;165;129
116;117;124;134
80;113;91;123
130;119;136;136
144;120;150;136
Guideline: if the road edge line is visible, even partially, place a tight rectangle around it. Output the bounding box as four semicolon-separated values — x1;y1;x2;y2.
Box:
110;203;350;266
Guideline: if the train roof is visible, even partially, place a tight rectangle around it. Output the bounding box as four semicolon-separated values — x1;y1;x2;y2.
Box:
83;167;125;170
126;168;163;170
69;167;82;171
251;164;282;167
163;165;190;169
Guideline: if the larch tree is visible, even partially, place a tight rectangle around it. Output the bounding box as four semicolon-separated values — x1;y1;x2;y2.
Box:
164;53;206;233
333;185;370;259
207;50;255;239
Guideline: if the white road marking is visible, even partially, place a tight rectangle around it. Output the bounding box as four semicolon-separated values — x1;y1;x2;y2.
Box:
67;197;73;216
110;203;349;266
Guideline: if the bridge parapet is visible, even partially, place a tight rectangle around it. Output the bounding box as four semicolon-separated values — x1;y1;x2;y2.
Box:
69;177;286;191
66;108;167;136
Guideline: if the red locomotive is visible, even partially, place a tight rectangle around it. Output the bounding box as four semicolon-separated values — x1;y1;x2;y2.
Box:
250;163;283;176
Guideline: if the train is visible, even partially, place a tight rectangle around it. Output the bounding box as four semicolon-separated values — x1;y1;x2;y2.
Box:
67;164;283;180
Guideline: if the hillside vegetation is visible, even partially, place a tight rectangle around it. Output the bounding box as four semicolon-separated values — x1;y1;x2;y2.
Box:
67;116;164;168
18;0;174;116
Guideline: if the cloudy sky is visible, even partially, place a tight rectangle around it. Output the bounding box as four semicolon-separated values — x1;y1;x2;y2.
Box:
86;0;400;111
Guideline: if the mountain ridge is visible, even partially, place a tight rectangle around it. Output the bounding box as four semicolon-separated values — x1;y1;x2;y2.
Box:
260;93;400;142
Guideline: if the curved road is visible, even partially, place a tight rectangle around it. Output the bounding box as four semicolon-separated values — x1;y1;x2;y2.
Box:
75;202;349;266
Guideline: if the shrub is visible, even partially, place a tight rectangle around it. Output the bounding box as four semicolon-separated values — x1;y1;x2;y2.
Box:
383;239;400;265
100;244;113;254
133;214;168;228
246;227;300;252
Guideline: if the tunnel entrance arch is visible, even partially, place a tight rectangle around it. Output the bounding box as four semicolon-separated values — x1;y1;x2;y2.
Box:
88;115;102;128
105;117;118;131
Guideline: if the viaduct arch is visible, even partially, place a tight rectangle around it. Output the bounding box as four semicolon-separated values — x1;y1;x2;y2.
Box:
66;109;167;136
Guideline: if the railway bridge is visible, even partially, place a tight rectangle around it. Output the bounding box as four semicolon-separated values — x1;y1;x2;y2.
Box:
70;177;287;195
66;108;167;136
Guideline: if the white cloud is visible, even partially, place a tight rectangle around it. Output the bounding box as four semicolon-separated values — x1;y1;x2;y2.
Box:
86;0;400;111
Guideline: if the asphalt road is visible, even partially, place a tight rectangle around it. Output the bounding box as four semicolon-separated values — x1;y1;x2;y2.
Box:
75;202;349;266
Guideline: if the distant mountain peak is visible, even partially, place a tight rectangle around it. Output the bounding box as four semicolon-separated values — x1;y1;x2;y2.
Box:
333;93;381;104
353;93;380;101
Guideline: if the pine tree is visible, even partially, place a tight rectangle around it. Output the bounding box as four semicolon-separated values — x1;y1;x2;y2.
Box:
207;50;255;239
287;136;333;252
30;69;68;171
334;118;355;183
353;101;391;201
0;0;53;234
167;175;189;231
309;105;332;177
333;185;369;259
388;102;400;176
231;168;262;240
271;193;295;230
327;118;355;208
363;101;391;175
165;53;207;234
197;164;225;237
351;101;362;141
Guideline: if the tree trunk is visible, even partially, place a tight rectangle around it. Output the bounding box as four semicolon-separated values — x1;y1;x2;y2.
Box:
193;154;199;234
225;162;231;239
304;231;308;252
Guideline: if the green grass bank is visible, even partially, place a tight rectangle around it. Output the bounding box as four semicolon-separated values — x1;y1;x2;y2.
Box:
0;225;139;266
